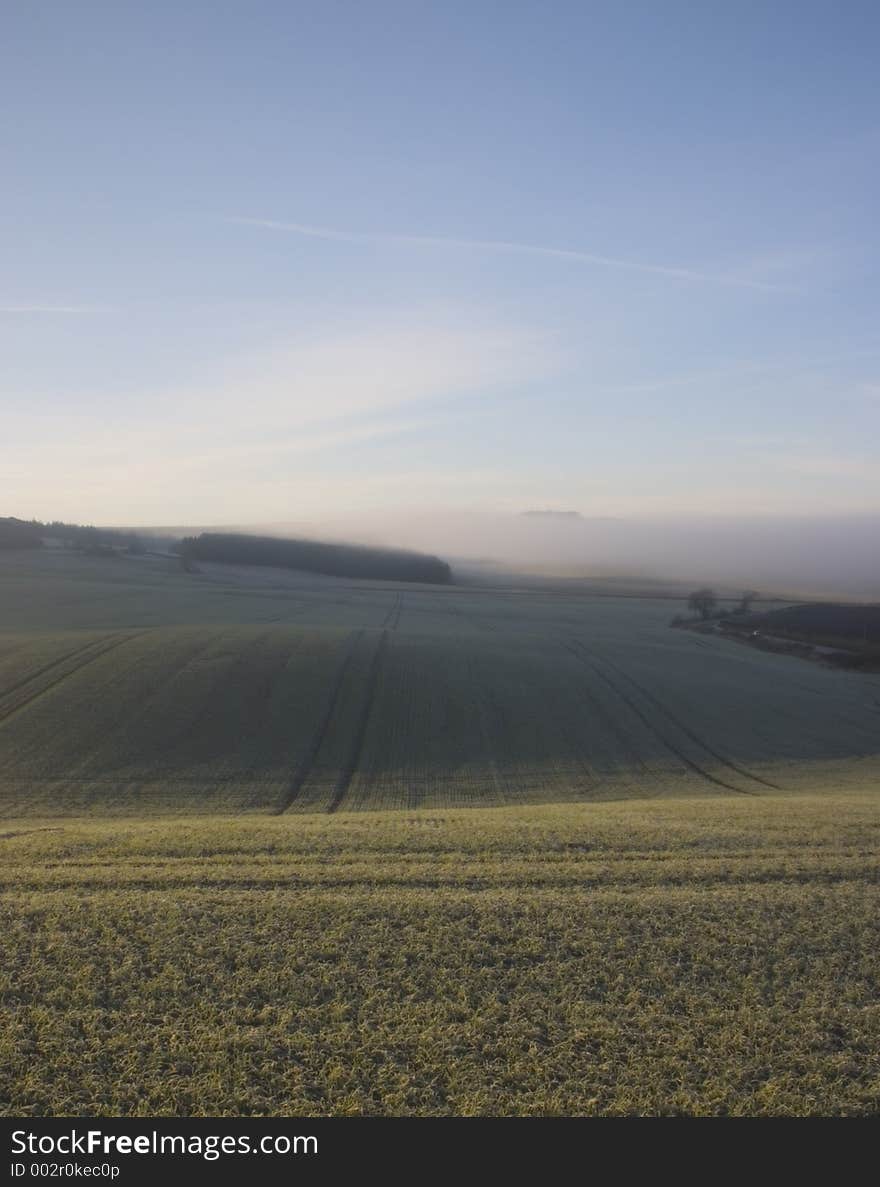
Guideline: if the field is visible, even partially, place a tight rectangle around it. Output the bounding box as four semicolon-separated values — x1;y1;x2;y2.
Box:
2;800;879;1115
0;548;878;1115
1;549;879;815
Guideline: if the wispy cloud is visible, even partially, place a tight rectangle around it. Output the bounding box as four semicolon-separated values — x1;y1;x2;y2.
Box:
3;313;561;522
0;304;114;314
227;216;802;293
148;315;560;428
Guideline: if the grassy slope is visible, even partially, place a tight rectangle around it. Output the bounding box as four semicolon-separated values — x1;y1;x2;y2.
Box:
1;796;878;1116
1;549;879;814
1;549;878;1115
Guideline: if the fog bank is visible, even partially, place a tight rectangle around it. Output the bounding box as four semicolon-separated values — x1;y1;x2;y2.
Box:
256;511;880;599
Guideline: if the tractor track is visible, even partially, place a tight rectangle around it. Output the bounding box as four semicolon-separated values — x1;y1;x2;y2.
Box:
467;655;509;803
276;630;364;814
563;637;758;796
557;643;666;797
380;592;404;631
0;635;118;706
0;631;149;728
327;629;388;814
592;645;781;790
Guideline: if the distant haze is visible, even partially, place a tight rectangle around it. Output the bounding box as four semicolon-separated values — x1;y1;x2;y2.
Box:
4;6;878;591
241;510;880;599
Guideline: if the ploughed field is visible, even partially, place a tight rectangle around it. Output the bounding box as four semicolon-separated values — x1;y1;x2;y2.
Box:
0;549;878;815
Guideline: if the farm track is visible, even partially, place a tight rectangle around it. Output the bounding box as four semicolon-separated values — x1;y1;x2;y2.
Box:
0;635;113;705
562;637;757;796
593;642;782;788
558;643;667;797
328;630;389;813
0;632;148;728
592;647;783;791
380;592;404;631
471;668;509;803
276;630;364;814
552;725;607;798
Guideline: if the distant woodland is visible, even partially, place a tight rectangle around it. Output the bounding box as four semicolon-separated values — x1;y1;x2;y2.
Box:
180;532;452;584
0;518;44;549
727;602;880;644
0;516;150;553
1;517;453;585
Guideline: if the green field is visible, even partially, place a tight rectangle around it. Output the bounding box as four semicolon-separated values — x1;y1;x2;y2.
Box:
1;549;878;814
0;548;878;1115
2;799;878;1115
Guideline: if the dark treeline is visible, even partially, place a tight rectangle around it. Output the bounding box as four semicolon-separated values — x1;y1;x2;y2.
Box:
180;533;453;585
729;602;880;642
0;516;157;553
0;518;44;549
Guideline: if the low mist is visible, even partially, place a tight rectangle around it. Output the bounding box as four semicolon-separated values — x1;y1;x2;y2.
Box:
252;510;880;599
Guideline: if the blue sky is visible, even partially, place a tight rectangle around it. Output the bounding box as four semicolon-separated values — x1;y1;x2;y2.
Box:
3;0;879;526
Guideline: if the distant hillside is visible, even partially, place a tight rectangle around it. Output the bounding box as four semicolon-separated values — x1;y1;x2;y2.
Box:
181;532;452;585
1;515;153;553
0;517;43;549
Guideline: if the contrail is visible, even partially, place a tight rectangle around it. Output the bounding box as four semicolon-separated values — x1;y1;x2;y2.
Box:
0;305;114;314
227;216;800;293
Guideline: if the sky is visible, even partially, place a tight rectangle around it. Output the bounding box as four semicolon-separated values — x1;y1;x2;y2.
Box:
3;0;880;534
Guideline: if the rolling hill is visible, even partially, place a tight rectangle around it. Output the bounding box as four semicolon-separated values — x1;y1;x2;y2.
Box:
0;546;878;816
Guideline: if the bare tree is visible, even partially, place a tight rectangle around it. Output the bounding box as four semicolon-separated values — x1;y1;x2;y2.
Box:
738;590;759;613
687;588;718;620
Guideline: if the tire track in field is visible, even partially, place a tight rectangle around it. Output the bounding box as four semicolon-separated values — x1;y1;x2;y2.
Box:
593;646;782;791
563;638;758;796
379;595;396;628
8;869;873;891
0;635;116;706
469;657;509;803
276;630;364;814
380;592;404;630
0;632;149;728
327;629;389;813
557;643;664;797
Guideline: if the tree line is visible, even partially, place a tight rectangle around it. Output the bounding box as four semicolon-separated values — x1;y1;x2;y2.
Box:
686;588;758;619
0;516;152;553
178;532;453;585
